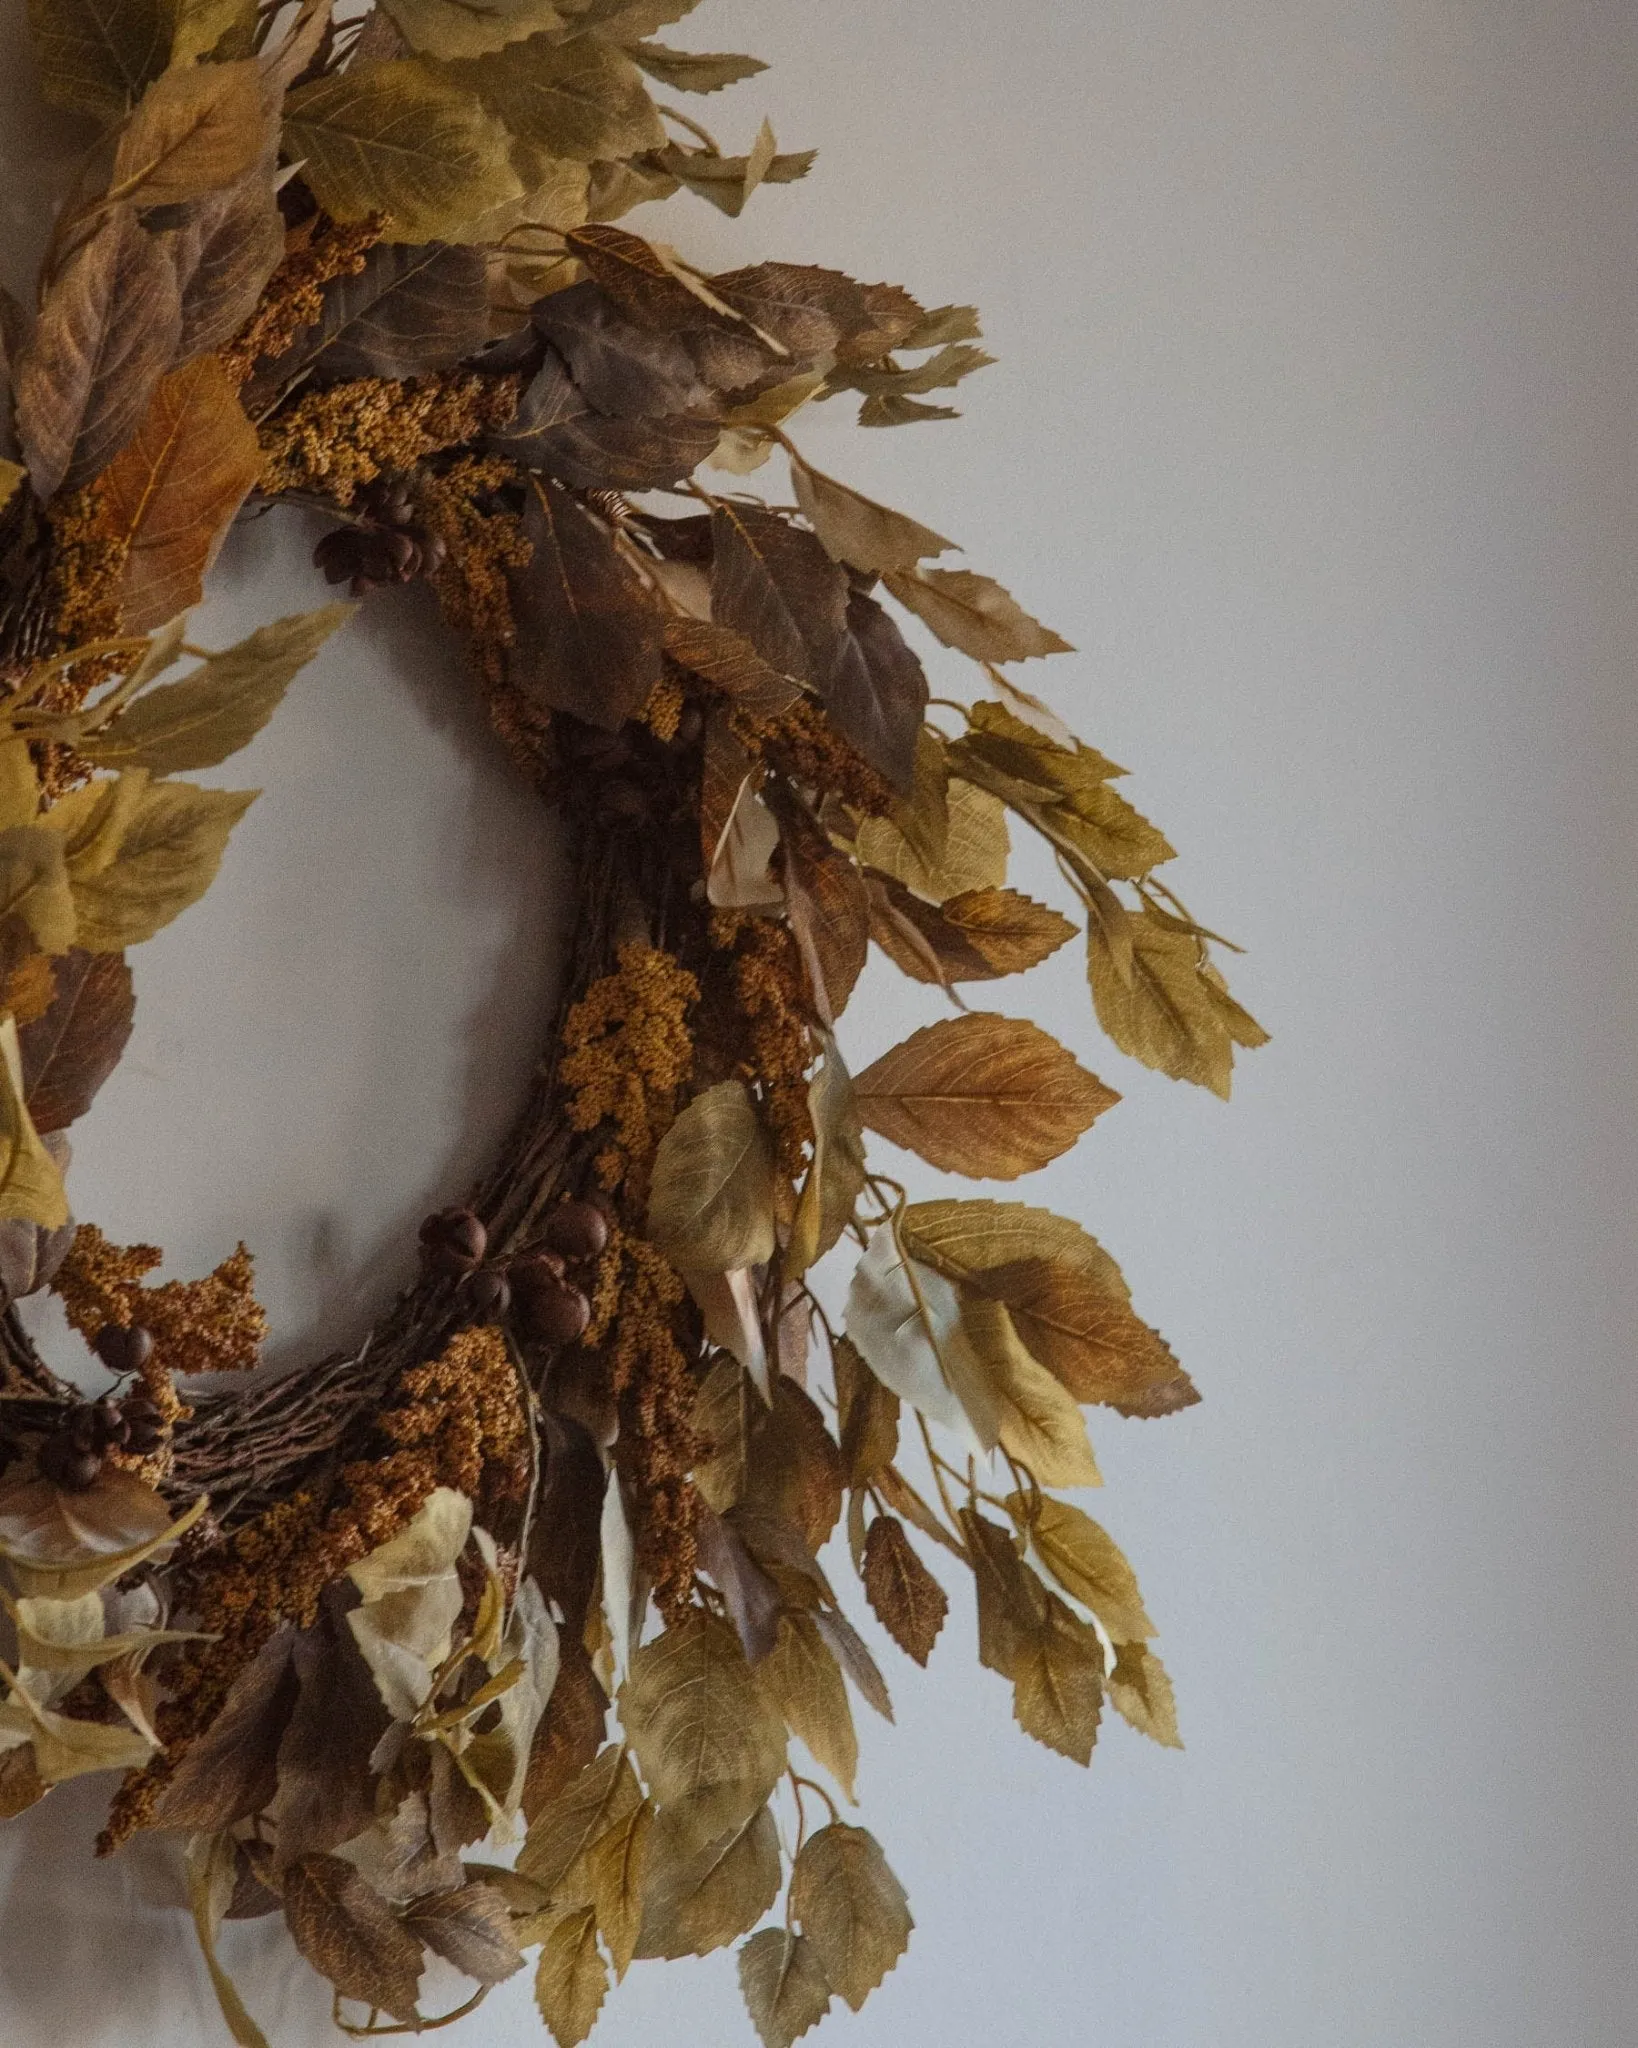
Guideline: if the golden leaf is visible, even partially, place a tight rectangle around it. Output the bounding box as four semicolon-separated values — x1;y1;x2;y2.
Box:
630;42;767;94
882;566;1072;664
860;1515;946;1668
868;879;1076;986
283;60;524;241
96;356;263;633
789;453;953;575
282;1854;425;2026
899;1199;1193;1413
383;0;565;60
1107;1641;1182;1748
0;1019;68;1230
1010;1597;1104;1766
618;1613;786;1853
737;1927;832;2048
533;1903;608;2047
761;1611;857;1802
856;776;1008;904
518;1743;642;1894
833;1335;898;1486
108;59;269;210
853;1013;1116;1180
82;605;353;773
27;0;170;122
635;1799;781;1960
691;1357;754;1513
959;1295;1102;1489
788;1823;911;2013
0;829;76;956
580;1791;652;1977
647;1079;778;1274
439;32;665;161
767;783;869;1025
54;777;257;952
1010;1495;1155;1643
0;463;24;515
1087;903;1262;1098
169;0;259;65
788;1033;866;1277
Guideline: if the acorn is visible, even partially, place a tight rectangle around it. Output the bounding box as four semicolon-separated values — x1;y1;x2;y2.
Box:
420;1207;488;1274
38;1432;102;1492
462;1267;512;1321
94;1323;154;1377
511;1248;565;1288
543;1201;609;1263
516;1274;591;1347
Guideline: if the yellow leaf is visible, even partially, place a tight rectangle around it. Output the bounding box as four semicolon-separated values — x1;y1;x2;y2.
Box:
761;1612;858;1802
0;1019;68;1229
1010;1598;1104;1766
646;1079;777;1273
1107;1641;1182;1749
0;1679;156;1783
789;454;953;576
96;355;263;634
169;0;259;65
788;1033;866;1277
580;1792;651;1977
1087;903;1242;1097
518;1743;642;1894
439;32;665;162
56;776;257;952
283;59;524;242
853;1014;1116;1180
0;1467;207;1599
737;1927;832;2048
0;463;24;515
788;1823;911;2012
384;0;565;60
882;566;1072;663
961;1295;1102;1489
856;776;1007;904
534;1903;608;2046
1010;1495;1155;1642
0;828;76;956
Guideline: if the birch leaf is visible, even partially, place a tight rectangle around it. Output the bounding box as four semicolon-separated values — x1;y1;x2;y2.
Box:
441;32;664;161
861;1515;946;1666
854;1015;1116;1180
738;1927;832;2048
856;777;1008;904
766;782;868;1025
517;1744;641;1894
762;1612;857;1802
788;1033;866;1276
1087;905;1253;1098
868;880;1075;986
1107;1641;1182;1748
580;1791;652;1975
1010;1496;1153;1642
403;1882;525;1984
882;567;1072;664
60;779;257;952
534;1903;607;2046
834;1336;898;1486
789;455;953;575
0;829;76;956
635;1799;780;1959
789;1824;911;2012
629;42;766;93
822;589;929;794
960;1295;1102;1489
1011;1597;1104;1765
282;1855;424;2027
108;58;269;209
647;1079;777;1273
384;0;564;60
710;502;849;688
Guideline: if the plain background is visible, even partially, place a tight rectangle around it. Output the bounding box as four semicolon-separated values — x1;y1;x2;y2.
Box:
2;1;1637;2042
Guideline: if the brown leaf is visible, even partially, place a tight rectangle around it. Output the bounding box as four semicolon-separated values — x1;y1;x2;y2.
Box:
283;1854;424;2026
533;1902;608;2045
1011;1595;1104;1765
762;1611;857;1801
149;1627;299;1832
518;1743;642;1895
738;1927;832;2048
528;1411;607;1644
694;1503;782;1665
821;588;928;794
854;1014;1116;1180
740;1377;843;1558
19;949;134;1135
499;348;719;489
766;782;868;1027
97;355;261;631
868;879;1074;985
901;1200;1193;1413
270;1614;390;1869
522;1637;608;1822
882;566;1072;664
635;1799;781;1960
663;619;798;720
958;1507;1048;1679
168;167;286;362
109;59;270;210
861;1515;946;1667
27;0;170;123
1010;1494;1155;1643
567;223;739;331
509;477;664;729
15;206;181;501
298;241;490;384
811;1607;892;1724
404;1882;525;1984
533;279;710;417
710;501;849;687
789;455;953;576
710;263;924;369
789;1823;911;2012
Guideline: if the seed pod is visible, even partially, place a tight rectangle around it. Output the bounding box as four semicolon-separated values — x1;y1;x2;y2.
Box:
463;1267;512;1320
421;1208;487;1263
511;1248;565;1289
90;1397;130;1451
544;1201;609;1263
121;1396;167;1455
517;1276;591;1347
94;1323;154;1376
39;1434;102;1492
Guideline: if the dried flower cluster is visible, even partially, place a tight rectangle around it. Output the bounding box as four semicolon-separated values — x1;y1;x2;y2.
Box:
0;5;1265;2046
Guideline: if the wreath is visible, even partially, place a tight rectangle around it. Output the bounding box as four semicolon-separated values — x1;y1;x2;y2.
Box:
0;2;1265;2042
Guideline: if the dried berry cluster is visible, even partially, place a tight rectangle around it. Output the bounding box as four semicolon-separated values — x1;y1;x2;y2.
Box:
0;5;1264;2047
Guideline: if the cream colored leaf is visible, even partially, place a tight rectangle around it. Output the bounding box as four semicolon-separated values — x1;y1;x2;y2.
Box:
283;60;524;241
842;1220;992;1454
384;0;564;60
534;1903;608;2047
59;778;257;952
618;1611;786;1854
82;605;353;773
853;1014;1116;1180
1107;1640;1182;1748
647;1079;777;1273
706;775;784;911
347;1487;471;1720
685;1268;769;1403
790;455;953;576
789;1823;911;2012
0;1689;155;1782
856;776;1007;904
981;663;1073;746
882;567;1072;663
761;1612;857;1802
109;58;269;209
738;1927;832;2048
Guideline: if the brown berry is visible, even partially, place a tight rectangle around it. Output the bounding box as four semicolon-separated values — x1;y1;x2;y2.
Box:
39;1435;102;1492
543;1201;609;1263
511;1248;565;1288
462;1267;512;1320
122;1397;167;1455
94;1323;154;1376
90;1397;129;1451
421;1207;487;1261
517;1276;590;1347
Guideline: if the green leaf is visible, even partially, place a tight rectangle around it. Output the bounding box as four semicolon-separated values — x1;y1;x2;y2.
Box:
283;59;524;241
52;776;257;952
738;1928;832;2048
647;1079;778;1273
629;42;766;93
788;1823;911;2012
27;0;170;122
82;606;352;773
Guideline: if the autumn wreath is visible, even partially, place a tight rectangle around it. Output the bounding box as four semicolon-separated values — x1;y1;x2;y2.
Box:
0;2;1265;2042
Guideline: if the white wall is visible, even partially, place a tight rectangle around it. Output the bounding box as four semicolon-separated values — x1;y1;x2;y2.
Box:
2;2;1637;2044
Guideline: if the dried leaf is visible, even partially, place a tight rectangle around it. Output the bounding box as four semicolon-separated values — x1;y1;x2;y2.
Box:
27;0;169;121
856;776;1008;904
738;1927;832;2048
533;281;709;416
151;1630;299;1831
271;1620;392;1867
629;42;766;93
518;1743;641;1893
869;881;1074;986
647;1078;777;1273
789;1823;911;2012
762;1611;857;1801
809;1608;892;1725
842;1219;991;1453
1010;1496;1154;1642
83;605;352;774
0;1020;68;1231
710;502;848;688
53;777;257;952
96;356;261;633
169;0;258;65
961;1295;1102;1488
404;1882;526;1984
1011;1597;1104;1765
664;619;798;719
882;566;1072;664
0;828;76;957
580;1787;652;1975
854;1014;1115;1180
1088;904;1257;1099
1107;1641;1182;1748
861;1515;946;1667
635;1798;780;1959
15;206;181;501
19;948;134;1134
283;60;523;241
687;1266;770;1401
300;241;491;382
282;1854;424;2026
522;1638;607;1821
655;135;815;217
168;166;286;362
109;59;270;210
384;0;565;60
694;1505;780;1665
822;589;929;794
618;1611;786;1853
900;1200;1192;1414
443;32;664;159
738;1378;843;1557
789;455;952;576
691;1356;754;1514
0;1686;155;1782
186;1832;271;2048
767;782;868;1026
958;1507;1047;1679
533;1903;607;2046
710;262;924;369
501;351;719;491
509;478;664;728
834;1335;898;1486
788;1033;866;1276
